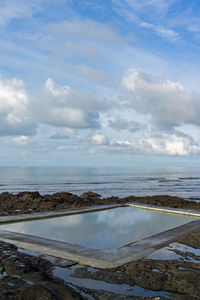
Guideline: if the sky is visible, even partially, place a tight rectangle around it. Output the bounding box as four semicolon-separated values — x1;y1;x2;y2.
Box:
1;0;200;166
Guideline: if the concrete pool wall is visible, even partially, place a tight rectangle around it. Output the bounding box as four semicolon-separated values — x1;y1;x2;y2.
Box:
0;203;200;268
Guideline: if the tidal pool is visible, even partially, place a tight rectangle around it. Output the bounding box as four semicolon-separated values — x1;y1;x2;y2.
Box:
0;207;196;250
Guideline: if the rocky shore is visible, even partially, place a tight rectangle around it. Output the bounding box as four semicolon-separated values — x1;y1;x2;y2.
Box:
0;191;200;299
1;191;200;216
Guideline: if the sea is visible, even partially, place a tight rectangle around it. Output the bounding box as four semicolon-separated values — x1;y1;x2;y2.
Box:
0;166;200;201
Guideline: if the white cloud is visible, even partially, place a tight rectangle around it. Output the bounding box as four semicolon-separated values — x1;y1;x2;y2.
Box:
61;40;99;60
113;0;177;17
113;0;180;43
73;1;106;11
0;75;111;138
49;19;125;46
153;25;180;42
50;127;76;140
5;136;31;146
112;0;139;24
1;70;200;158
75;65;113;86
92;133;108;145
108;117;146;132
109;118;129;131
64;128;76;136
140;22;154;29
32;78;107;129
90;132;200;156
88;144;127;155
140;23;180;42
44;78;70;97
51;107;87;128
56;145;84;151
146;133;199;155
117;132;200;156
37;18;130;74
131;0;177;13
122;69;200;129
0;77;36;136
0;0;41;26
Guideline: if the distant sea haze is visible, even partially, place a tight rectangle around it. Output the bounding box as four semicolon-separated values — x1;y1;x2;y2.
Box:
0;166;200;201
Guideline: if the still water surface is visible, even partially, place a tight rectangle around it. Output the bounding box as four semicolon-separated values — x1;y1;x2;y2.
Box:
0;207;195;249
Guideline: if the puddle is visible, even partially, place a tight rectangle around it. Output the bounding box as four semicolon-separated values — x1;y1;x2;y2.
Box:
18;249;41;257
147;242;200;263
152;268;162;273
147;248;184;261
53;265;172;298
0;271;8;279
169;242;200;256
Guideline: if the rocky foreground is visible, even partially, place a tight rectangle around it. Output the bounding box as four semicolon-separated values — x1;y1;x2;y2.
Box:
0;191;200;299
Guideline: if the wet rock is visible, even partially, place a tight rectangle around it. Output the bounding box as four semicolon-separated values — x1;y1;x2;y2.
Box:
73;266;133;285
18;191;41;201
17;285;53;300
80;191;101;199
17;282;82;300
1;191;200;216
0;241;83;299
39;255;77;267
1;191;200;299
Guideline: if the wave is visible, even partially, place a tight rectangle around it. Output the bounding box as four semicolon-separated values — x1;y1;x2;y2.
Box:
179;177;200;180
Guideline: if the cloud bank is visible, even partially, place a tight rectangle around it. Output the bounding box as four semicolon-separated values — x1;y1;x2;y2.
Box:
1;68;200;158
122;69;200;130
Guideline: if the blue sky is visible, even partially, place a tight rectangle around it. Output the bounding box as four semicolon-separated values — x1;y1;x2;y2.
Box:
1;0;200;166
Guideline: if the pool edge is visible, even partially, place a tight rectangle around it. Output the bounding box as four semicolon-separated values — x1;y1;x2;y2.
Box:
0;203;200;268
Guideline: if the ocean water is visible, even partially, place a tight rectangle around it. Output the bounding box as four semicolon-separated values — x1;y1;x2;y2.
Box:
0;166;200;200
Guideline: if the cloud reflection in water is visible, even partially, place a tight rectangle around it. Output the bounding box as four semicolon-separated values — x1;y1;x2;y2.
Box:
0;207;195;249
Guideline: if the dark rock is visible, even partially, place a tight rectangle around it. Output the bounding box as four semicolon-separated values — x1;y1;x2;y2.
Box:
0;241;83;299
1;191;200;217
80;191;101;199
17;285;53;300
0;188;200;299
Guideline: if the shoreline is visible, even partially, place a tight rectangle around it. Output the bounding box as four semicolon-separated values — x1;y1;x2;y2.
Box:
1;191;200;216
1;191;200;299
